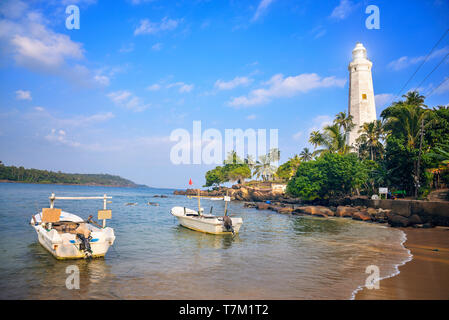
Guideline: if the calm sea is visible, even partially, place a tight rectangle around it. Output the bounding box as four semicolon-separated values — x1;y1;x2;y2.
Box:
0;182;411;299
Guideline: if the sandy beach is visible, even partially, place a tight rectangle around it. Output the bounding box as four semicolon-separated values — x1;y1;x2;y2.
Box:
356;227;449;300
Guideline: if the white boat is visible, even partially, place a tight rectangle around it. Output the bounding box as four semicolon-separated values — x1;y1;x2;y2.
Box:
171;206;243;235
30;193;116;260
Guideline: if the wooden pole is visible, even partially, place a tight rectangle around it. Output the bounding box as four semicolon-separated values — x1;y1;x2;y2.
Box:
50;193;55;209
416;117;425;198
224;190;228;216
103;194;107;228
197;189;201;216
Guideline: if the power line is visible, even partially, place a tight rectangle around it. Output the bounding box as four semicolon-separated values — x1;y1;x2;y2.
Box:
414;51;449;91
385;28;449;106
395;28;448;98
426;76;449;98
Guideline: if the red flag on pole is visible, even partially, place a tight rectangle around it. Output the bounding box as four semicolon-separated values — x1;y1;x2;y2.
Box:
189;178;193;185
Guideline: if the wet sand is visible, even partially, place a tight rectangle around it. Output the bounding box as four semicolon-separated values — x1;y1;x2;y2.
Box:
356;227;449;300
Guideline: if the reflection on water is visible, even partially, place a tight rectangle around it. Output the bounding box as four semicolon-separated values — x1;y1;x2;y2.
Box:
0;183;410;299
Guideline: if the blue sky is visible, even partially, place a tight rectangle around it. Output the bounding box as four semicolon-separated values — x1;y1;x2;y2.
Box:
0;0;448;188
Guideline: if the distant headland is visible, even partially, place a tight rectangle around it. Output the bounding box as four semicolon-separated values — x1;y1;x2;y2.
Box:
0;161;147;188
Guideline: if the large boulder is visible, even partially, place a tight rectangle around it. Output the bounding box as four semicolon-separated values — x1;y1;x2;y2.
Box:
294;206;328;218
316;206;334;216
352;211;372;221
276;207;294;214
386;212;410;227
408;214;423;225
336;206;358;218
256;203;270;210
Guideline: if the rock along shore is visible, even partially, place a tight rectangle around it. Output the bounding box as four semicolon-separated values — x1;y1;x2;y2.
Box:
173;185;449;228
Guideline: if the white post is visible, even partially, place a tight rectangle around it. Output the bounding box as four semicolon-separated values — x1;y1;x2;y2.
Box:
103;194;107;228
50;193;55;209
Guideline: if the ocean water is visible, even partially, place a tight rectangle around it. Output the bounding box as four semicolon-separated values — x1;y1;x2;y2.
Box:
0;183;411;300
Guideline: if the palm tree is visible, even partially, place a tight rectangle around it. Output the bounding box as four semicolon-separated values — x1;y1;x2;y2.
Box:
224;150;243;164
383;98;430;197
244;154;257;178
403;91;426;108
383;103;429;149
335;111;355;133
253;149;280;181
299;147;313;161
308;112;354;156
356;120;385;160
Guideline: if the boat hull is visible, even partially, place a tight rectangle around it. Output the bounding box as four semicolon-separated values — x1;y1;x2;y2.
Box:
31;211;115;259
171;206;242;235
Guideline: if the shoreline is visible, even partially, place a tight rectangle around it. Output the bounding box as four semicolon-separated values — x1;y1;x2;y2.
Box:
0;180;147;188
355;226;449;299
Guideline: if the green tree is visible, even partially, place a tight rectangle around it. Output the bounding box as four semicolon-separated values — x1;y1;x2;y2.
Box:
299;147;313;161
308;112;354;156
276;155;301;182
356;120;385;160
204;166;226;187
287;153;368;200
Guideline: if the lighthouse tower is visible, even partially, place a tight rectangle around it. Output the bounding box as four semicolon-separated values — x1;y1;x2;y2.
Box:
347;42;377;147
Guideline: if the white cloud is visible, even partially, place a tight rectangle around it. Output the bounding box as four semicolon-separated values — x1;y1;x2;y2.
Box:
28;107;115;127
119;43;134;53
45;128;81;147
292;131;302;140
246;114;257;120
375;93;394;108
330;0;355;20
0;1;111;88
147;83;162;91
15;89;32;101
252;0;275;22
214;76;253;90
167;82;194;93
107;90;149;112
94;74;110;86
388;46;449;71
228;73;346;107
10;25;84;69
134;17;181;36
152;42;163;51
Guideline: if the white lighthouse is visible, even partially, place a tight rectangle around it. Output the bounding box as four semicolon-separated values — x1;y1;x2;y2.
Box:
347;42;377;147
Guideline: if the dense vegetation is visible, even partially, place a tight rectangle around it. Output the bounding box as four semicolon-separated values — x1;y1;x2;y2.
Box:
287;91;449;200
0;162;143;187
203;91;449;201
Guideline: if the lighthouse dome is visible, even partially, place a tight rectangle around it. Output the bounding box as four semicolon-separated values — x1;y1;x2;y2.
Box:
352;42;367;60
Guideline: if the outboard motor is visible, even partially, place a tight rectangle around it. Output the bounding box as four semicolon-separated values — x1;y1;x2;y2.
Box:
223;216;235;235
76;234;93;258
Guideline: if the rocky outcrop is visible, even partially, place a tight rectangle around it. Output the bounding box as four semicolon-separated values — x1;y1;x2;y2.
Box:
352;211;372;221
336;206;358;218
386;212;410;227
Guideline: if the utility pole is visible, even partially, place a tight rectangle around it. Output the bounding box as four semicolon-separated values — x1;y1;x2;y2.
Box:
415;117;425;198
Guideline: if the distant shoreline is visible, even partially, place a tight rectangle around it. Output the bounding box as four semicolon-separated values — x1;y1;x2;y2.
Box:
0;180;147;188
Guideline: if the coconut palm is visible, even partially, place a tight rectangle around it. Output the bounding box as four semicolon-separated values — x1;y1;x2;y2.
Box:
334;111;355;133
299;147;313;161
356;120;385;160
244;154;257;177
253;148;280;181
308;112;354;156
403;91;427;108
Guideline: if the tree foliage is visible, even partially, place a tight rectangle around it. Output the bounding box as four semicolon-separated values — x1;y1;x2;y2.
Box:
0;162;142;187
287;153;368;200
